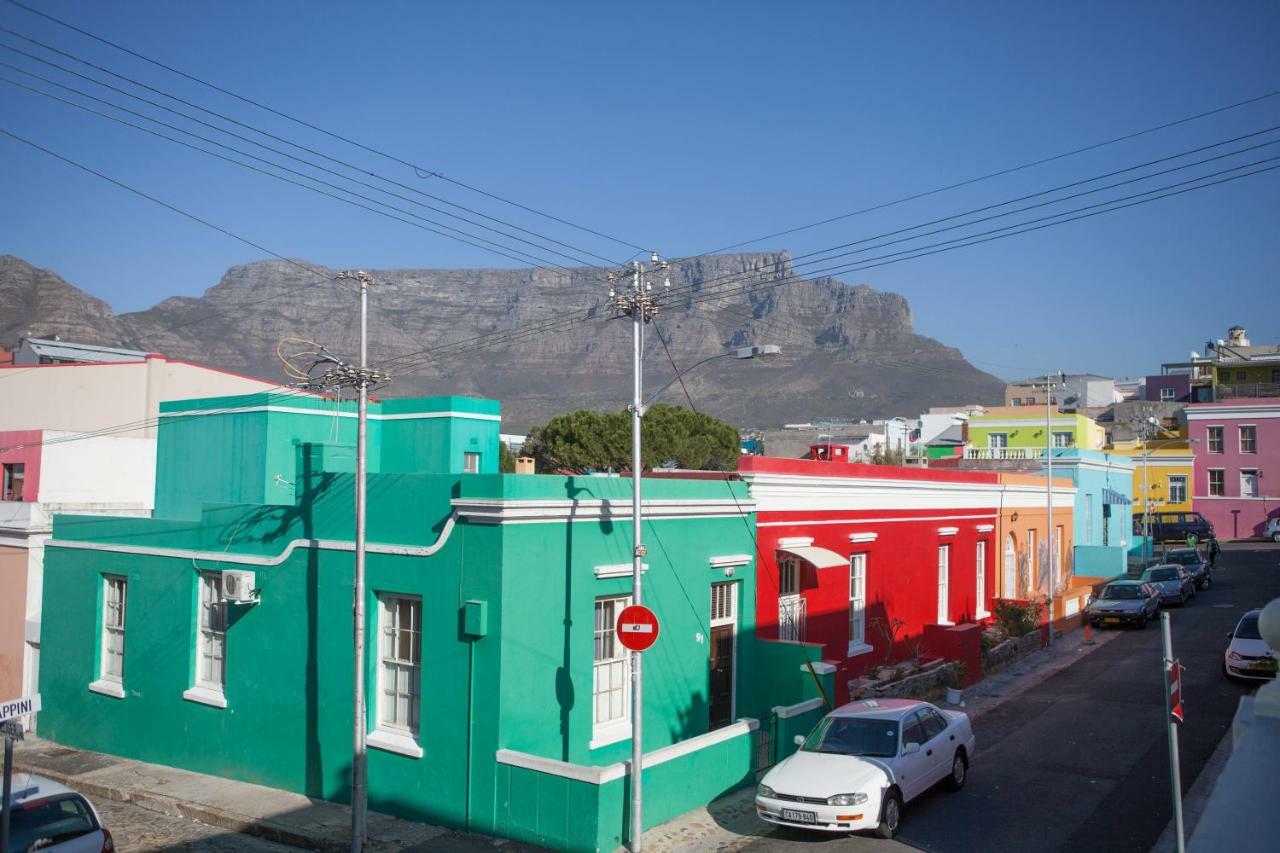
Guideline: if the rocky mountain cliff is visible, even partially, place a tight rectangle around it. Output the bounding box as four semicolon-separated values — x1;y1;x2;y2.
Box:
0;253;1002;431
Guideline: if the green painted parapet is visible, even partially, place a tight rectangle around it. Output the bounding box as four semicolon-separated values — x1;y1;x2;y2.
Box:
493;718;758;852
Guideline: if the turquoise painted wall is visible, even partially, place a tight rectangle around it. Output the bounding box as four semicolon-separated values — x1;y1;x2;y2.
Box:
154;393;500;518
40;464;828;852
1035;449;1134;579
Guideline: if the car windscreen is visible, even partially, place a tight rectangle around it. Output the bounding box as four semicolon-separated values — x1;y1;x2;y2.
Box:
10;795;98;852
1101;585;1142;600
1236;615;1263;640
801;716;899;758
1147;568;1178;582
1167;552;1199;565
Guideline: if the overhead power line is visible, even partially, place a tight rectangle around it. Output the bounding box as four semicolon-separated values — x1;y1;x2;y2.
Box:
0;0;648;255
0;33;615;269
693;86;1280;256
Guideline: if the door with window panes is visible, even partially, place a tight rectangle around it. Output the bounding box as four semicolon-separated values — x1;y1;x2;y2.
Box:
708;582;737;729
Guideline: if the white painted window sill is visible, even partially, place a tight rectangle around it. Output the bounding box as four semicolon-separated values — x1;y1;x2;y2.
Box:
183;686;227;708
88;679;125;699
975;609;992;620
936;619;955;627
846;642;874;658
367;728;423;759
589;722;632;750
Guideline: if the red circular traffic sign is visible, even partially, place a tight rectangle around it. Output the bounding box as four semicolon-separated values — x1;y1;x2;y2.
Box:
616;605;660;652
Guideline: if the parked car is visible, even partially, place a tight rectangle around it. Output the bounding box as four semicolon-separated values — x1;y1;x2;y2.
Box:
6;773;113;852
1265;517;1280;543
755;698;975;839
1140;564;1195;607
1086;580;1160;628
1224;609;1278;681
1164;548;1211;591
1134;511;1214;544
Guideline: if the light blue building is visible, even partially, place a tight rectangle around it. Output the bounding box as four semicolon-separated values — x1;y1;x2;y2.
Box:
1037;449;1135;581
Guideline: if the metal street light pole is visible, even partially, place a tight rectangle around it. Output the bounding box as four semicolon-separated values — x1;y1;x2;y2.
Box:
1044;373;1059;646
608;253;668;853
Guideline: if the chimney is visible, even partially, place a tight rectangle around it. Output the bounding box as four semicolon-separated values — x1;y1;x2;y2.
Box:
1227;325;1250;347
515;457;536;475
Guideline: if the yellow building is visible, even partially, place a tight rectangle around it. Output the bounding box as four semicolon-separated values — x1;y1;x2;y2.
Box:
1107;438;1194;515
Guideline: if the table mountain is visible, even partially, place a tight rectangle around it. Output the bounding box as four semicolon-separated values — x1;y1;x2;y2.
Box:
0;252;1001;431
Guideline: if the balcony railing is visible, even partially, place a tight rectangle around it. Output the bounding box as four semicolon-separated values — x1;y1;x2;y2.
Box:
964;446;1060;460
1217;382;1280;400
778;596;806;642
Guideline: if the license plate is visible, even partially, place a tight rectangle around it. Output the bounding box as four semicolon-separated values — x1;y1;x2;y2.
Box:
1105;617;1121;624
781;809;816;823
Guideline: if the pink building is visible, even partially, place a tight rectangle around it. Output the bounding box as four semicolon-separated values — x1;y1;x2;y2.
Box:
1187;398;1280;539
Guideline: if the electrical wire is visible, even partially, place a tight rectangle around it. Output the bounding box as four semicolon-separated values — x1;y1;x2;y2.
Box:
0;20;636;265
0;45;605;271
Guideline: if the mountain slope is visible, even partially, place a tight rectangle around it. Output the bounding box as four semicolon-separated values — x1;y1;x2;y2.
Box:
0;252;1002;430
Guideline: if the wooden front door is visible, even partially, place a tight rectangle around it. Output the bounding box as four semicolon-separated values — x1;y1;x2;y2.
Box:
709;625;735;729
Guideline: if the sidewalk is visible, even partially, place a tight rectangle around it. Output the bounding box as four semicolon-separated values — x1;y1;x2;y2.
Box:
640;624;1122;852
12;737;541;853
1149;725;1234;853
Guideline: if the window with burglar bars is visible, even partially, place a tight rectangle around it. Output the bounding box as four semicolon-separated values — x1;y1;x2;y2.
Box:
1169;475;1187;505
196;573;226;692
100;576;126;682
593;595;631;741
849;554;866;646
378;593;422;735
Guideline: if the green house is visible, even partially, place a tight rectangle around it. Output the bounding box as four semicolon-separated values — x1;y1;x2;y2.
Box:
37;392;829;851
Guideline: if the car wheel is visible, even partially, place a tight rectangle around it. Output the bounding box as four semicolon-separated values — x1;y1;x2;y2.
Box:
874;790;902;839
946;749;968;791
1273;531;1280;543
1137;613;1148;629
1180;592;1188;607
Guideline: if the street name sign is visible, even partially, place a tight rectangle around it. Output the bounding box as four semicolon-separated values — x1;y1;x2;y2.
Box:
616;605;660;652
0;695;39;724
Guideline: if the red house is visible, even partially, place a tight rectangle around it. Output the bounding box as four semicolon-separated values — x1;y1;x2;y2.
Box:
738;457;1011;703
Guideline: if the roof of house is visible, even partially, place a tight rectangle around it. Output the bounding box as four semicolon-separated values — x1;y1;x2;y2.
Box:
1007;372;1114;385
20;337;150;363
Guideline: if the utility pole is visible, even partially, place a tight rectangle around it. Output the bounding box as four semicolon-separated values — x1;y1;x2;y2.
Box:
276;277;388;853
607;252;668;853
1161;611;1187;853
328;270;389;853
1044;372;1061;646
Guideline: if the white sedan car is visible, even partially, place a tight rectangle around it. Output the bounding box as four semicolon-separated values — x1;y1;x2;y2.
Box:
756;698;975;839
7;772;114;852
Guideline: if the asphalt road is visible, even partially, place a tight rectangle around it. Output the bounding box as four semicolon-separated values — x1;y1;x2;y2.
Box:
738;542;1280;853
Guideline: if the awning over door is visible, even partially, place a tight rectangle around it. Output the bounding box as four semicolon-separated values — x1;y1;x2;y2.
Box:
777;545;848;569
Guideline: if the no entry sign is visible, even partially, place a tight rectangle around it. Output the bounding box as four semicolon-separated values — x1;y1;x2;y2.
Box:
1168;660;1184;724
616;605;660;652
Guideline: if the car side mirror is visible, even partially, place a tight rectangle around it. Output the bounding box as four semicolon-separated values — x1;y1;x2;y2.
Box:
902;742;921;755
1226;632;1233;639
794;735;805;746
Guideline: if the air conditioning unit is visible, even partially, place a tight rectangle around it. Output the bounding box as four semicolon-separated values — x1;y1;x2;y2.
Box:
222;570;258;604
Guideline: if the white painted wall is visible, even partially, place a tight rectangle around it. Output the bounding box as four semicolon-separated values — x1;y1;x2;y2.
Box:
39;433;156;507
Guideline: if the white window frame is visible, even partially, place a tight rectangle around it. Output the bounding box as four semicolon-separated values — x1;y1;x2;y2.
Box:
848;554;871;656
1208;469;1225;497
988;432;1008;449
591;594;632;748
184;573;228;708
1239;425;1257;454
463;451;481;473
1168;475;1187;505
89;575;127;698
1052;431;1072;448
368;592;424;758
1240;469;1259;498
1159;387;1175;402
937;545;952;625
1027;528;1038;588
975;541;989;619
777;556;805;642
1206;426;1224;454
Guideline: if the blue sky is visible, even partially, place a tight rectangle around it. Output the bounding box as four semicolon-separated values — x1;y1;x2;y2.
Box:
1;0;1277;381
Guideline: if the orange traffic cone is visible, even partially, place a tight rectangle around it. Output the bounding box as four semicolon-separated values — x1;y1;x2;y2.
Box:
1083;620;1095;645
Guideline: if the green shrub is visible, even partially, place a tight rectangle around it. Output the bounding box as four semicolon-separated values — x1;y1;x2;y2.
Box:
993;599;1043;638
